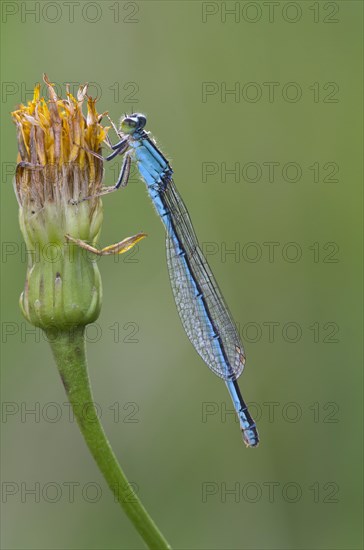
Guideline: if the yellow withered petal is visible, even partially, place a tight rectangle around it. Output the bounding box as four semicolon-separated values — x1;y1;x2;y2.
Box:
65;233;147;256
11;74;107;168
12;74;108;207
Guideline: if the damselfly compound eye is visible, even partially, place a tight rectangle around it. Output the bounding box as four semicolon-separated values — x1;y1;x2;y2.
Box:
120;116;138;134
136;114;147;130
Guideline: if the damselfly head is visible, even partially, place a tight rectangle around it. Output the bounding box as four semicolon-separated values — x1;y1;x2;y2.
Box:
120;113;147;134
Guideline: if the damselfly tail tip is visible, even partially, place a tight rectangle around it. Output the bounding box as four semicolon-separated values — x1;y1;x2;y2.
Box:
243;429;259;448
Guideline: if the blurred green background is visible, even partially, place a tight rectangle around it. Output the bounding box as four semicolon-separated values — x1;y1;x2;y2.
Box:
1;1;363;549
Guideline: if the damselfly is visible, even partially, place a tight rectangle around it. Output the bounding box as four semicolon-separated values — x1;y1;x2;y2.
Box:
71;114;259;447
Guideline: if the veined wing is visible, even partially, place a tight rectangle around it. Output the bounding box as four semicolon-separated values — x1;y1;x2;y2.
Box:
163;179;245;381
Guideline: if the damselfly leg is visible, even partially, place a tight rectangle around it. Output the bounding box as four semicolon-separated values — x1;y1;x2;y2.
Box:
83;150;132;200
73;145;132;203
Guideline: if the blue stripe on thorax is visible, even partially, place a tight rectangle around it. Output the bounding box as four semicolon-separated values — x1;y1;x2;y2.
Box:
130;137;169;188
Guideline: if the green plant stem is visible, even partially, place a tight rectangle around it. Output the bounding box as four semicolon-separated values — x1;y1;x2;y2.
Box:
46;326;171;550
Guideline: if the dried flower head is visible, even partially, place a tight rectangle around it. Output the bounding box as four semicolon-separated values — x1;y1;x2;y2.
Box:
12;74;106;210
11;75;108;329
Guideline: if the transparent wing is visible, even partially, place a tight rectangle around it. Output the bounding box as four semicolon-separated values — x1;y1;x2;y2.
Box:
164;179;245;380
